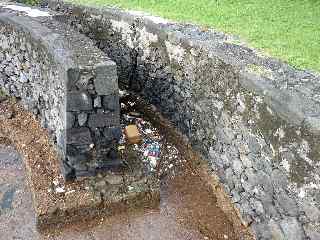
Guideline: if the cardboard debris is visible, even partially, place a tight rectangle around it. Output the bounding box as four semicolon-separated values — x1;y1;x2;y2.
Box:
125;125;141;144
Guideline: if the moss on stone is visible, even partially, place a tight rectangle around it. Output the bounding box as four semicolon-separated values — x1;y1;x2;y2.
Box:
0;88;7;98
16;0;41;6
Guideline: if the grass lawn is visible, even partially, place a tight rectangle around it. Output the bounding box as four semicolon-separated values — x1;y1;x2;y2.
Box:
66;0;320;72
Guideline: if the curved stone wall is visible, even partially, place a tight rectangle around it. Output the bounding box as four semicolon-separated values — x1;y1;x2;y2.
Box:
0;6;121;180
0;10;66;155
42;1;320;239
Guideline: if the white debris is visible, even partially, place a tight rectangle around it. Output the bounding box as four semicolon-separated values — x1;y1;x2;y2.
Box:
119;90;128;97
123;114;135;121
4;5;51;17
52;179;59;186
144;128;153;134
149;156;157;169
55;186;65;193
128;101;135;106
128;186;134;191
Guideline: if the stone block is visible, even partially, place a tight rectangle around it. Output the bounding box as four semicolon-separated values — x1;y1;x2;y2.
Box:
275;191;298;217
66;112;75;129
97;158;123;169
103;127;122;142
67;91;92;111
62;161;75;181
78;112;88;126
67;68;80;90
279;217;305;240
88;112;120;129
67;153;87;165
94;61;118;95
93;96;102;108
67;127;93;145
102;94;120;111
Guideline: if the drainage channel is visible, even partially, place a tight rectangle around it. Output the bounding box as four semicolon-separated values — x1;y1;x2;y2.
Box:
0;93;251;240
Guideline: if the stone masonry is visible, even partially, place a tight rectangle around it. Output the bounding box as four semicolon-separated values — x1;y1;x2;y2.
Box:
43;1;320;239
0;5;121;180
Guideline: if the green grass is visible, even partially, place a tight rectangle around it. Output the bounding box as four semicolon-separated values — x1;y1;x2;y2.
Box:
67;0;320;72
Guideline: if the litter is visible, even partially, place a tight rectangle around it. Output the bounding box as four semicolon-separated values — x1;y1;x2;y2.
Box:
119;90;129;97
55;186;65;193
127;101;136;107
118;145;125;151
128;112;141;117
125;125;141;144
143;142;161;159
123;114;136;121
144;129;153;134
119;94;184;174
149;156;157;169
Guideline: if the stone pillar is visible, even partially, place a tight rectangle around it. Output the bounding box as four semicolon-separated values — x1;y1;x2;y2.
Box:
65;61;121;180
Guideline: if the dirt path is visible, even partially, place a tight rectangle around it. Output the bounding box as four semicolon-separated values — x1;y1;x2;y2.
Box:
0;98;252;240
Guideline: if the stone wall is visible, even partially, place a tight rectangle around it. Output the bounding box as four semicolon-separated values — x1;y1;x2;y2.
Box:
0;5;121;180
43;1;320;239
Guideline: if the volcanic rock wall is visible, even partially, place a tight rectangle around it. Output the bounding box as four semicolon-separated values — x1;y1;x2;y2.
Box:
0;6;121;180
43;1;320;239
